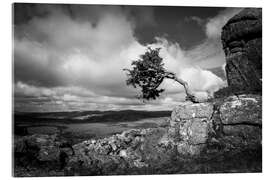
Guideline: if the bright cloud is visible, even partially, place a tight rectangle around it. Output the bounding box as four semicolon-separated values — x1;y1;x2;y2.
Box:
205;8;242;39
14;5;229;111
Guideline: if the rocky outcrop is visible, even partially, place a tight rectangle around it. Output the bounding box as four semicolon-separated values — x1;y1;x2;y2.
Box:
162;94;261;155
214;94;262;148
14;128;176;176
220;95;261;125
14;94;262;176
65;128;157;175
221;8;262;93
64;127;183;175
164;102;214;156
159;94;261;173
14;134;74;175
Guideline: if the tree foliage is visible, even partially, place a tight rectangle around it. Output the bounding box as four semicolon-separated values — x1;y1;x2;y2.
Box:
123;47;198;102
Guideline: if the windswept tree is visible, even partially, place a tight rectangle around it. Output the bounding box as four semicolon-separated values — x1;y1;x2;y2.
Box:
123;47;199;103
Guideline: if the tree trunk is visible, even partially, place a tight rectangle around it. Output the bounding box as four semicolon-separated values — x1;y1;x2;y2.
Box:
165;72;199;103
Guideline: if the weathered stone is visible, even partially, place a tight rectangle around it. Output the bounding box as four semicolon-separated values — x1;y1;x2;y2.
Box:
223;125;261;142
211;94;262;157
188;118;210;145
167;102;214;156
110;143;117;151
221;8;262;92
119;150;127;157
176;142;202;156
98;144;112;155
170;118;210;144
64;128;165;174
167;118;211;155
220;94;262;125
14;134;74;169
171;102;214;121
38;145;60;161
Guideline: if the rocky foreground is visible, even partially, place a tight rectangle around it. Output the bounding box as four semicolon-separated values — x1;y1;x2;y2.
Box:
14;94;262;176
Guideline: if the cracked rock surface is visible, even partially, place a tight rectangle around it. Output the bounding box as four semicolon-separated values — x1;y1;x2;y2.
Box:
215;94;262;148
221;8;262;92
166;102;214;156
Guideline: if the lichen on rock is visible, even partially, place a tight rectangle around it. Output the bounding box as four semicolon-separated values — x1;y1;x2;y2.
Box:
164;102;214;156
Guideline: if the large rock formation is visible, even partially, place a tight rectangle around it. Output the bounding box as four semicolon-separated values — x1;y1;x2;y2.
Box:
162;94;262;157
213;94;262;148
221;8;262;93
166;102;214;156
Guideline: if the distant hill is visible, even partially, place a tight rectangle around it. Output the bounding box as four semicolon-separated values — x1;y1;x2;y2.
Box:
14;110;171;124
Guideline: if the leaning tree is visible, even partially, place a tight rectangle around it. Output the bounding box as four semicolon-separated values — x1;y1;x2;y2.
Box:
123;47;199;103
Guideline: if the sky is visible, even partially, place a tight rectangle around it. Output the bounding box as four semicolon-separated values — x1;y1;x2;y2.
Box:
13;3;243;112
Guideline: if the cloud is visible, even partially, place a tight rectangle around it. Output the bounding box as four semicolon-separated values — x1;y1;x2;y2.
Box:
144;37;226;94
14;5;229;111
184;16;204;26
14;81;183;112
205;8;243;39
180;67;226;94
185;38;225;68
183;8;243;69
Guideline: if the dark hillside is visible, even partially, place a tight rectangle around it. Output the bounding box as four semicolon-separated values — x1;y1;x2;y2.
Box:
14;110;171;124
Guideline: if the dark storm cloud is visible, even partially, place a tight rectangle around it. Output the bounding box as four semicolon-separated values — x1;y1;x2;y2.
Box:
134;6;225;48
186;7;242;68
13;3;239;112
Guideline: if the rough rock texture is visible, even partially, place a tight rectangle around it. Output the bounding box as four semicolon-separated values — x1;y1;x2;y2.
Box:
220;94;262;125
214;94;262;148
166;95;261;154
14;134;74;161
160;94;262;172
14;134;74;176
64;128;181;176
14;94;262;176
66;128;153;174
221;8;262;93
165;102;214;156
14;128;177;176
171;102;214;120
